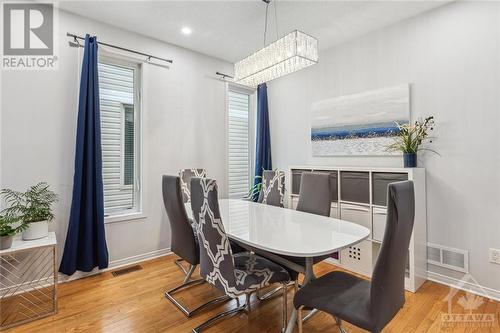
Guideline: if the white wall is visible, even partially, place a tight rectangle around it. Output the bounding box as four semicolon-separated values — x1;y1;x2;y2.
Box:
268;1;500;292
0;10;232;270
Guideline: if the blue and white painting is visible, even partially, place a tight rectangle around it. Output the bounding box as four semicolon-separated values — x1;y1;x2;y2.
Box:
311;85;410;156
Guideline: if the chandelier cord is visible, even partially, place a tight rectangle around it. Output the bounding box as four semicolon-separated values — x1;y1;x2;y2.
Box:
274;0;279;41
264;1;269;46
263;0;279;46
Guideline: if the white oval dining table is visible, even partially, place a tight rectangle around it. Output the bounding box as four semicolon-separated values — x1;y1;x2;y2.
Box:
187;199;370;333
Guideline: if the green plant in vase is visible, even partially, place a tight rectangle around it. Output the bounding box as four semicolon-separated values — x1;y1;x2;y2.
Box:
0;214;27;250
1;182;58;240
244;175;263;201
386;116;437;167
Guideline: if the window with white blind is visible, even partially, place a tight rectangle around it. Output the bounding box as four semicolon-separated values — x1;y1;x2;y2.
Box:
228;89;253;199
98;58;142;219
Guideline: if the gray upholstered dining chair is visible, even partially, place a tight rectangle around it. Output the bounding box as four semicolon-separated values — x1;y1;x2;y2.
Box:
161;175;229;317
296;171;331;216
257;170;286;207
294;181;415;333
179;168;207;203
179;169;207;248
190;177;291;333
284;172;333;267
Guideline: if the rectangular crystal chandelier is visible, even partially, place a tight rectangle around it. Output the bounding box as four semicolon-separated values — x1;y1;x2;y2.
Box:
234;30;318;88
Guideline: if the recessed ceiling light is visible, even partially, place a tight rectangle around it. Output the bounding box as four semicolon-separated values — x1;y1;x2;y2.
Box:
181;27;192;35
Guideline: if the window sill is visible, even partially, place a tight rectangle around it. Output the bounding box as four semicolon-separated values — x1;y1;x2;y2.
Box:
104;212;146;224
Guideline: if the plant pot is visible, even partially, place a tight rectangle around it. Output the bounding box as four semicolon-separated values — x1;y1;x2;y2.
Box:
22;221;49;240
0;235;14;250
403;152;417;168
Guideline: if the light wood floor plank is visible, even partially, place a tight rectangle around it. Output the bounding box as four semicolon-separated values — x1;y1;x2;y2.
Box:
3;255;499;333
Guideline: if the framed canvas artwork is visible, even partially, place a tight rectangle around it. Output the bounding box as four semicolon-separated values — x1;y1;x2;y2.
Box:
311;85;410;156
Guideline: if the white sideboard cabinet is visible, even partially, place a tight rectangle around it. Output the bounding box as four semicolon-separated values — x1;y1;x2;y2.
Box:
288;166;427;292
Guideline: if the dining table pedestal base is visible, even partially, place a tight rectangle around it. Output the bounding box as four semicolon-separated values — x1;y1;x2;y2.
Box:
285;257;315;333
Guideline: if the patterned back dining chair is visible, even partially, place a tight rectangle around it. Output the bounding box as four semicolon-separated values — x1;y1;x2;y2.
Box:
190;177;291;332
179;169;207;204
294;181;415;333
257;170;285;207
161;175;229;317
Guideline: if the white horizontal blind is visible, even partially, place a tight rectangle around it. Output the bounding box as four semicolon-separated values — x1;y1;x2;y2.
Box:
228;90;250;199
123;105;134;186
98;62;135;215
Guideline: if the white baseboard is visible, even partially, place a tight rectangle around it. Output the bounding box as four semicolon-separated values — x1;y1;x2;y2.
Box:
324;259;500;302
58;248;171;283
427;271;500;302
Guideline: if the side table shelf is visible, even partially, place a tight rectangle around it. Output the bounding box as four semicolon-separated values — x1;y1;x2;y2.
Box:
0;232;57;330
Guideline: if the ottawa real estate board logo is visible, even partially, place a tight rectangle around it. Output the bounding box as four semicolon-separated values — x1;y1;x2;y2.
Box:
2;2;58;70
442;274;498;328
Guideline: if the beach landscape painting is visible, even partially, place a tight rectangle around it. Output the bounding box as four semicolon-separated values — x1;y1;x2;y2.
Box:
311;85;410;156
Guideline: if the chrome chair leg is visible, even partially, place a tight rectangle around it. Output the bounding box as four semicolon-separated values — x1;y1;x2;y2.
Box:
192;295;247;333
174;258;189;276
192;281;290;333
335;317;348;333
257;284;283;301
165;264;231;317
246;291;252;311
297;306;304;333
281;282;288;333
302;308;320;322
257;280;295;301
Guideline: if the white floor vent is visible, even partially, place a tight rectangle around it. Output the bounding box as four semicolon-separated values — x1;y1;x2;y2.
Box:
427;243;469;273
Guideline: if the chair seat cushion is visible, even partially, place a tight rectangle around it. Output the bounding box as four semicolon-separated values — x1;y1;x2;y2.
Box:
294;271;373;331
229;240;247;254
233;253;290;293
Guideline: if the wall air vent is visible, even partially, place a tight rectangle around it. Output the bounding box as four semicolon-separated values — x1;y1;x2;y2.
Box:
427;243;469;273
111;265;143;277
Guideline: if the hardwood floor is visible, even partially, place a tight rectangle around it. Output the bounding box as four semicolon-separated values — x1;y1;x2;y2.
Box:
4;255;500;333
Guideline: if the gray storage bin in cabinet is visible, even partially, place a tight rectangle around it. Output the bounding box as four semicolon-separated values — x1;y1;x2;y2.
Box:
340;171;370;204
340;203;371;229
291;169;309;195
372;172;408;206
329;171;338;202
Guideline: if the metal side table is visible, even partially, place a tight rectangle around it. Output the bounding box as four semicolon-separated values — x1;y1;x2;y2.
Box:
0;232;57;330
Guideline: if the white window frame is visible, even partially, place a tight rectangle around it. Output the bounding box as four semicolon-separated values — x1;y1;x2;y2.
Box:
99;55;145;224
226;83;256;199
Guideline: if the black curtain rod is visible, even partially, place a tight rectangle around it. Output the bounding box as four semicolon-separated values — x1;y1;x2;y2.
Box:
216;71;233;79
67;33;173;64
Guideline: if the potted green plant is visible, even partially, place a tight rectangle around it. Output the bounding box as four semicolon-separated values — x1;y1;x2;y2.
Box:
386;116;437;167
244;175;263;201
0;214;26;250
1;182;58;240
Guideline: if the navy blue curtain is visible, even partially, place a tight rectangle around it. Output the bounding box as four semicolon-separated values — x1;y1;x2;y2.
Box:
60;35;109;275
253;83;272;201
